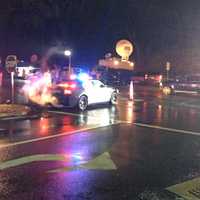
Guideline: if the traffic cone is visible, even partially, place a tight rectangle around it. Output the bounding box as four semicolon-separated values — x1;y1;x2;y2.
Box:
129;81;134;100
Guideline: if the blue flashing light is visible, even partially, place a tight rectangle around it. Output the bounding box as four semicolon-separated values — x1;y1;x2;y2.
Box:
77;73;90;82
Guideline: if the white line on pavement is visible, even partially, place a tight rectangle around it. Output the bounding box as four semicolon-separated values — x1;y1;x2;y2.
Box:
48;110;122;122
0;123;119;149
0;115;38;121
174;90;198;94
0;116;26;121
119;97;144;102
134;122;200;136
48;110;84;117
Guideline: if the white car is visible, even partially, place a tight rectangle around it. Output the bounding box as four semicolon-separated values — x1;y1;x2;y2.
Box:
52;79;118;111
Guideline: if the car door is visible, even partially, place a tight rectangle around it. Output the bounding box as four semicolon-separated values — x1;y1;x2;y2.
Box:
81;80;96;104
91;80;112;103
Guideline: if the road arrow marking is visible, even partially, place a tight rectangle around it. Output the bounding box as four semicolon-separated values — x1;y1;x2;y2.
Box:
48;152;117;173
0;152;117;172
166;177;200;200
0;154;66;170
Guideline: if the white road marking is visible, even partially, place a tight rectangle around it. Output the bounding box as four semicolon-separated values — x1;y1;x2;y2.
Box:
48;110;84;117
119;97;144;102
0;115;38;121
1;109;199;150
174;90;198;94
0;124;119;149
134;99;144;102
134;122;200;136
48;110;121;122
0;116;26;121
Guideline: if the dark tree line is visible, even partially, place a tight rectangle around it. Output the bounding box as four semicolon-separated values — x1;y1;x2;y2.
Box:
0;0;200;72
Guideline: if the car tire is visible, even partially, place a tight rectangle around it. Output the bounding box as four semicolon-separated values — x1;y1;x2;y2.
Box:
110;92;117;105
28;99;42;112
78;95;88;111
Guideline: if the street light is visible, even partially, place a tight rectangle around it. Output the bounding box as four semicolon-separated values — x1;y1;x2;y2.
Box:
114;60;119;65
64;50;72;73
129;62;134;67
166;62;171;81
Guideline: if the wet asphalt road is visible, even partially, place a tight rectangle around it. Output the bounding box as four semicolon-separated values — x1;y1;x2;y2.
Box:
1;85;200;199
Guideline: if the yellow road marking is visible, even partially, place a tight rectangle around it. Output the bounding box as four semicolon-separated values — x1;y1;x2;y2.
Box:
167;177;200;200
0;152;117;172
0;154;66;170
48;152;117;173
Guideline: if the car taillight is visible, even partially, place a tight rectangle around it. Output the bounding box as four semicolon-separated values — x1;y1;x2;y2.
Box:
70;83;76;89
58;83;70;88
58;82;77;89
57;82;77;95
64;89;72;95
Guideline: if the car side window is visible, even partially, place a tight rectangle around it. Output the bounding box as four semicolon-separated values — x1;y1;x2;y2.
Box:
82;80;93;89
92;80;104;88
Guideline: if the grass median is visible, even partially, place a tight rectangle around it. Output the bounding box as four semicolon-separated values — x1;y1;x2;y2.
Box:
0;104;31;118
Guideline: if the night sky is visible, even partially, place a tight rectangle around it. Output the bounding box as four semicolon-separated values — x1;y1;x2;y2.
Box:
0;0;200;73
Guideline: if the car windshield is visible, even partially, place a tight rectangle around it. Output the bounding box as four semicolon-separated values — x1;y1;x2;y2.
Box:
1;1;199;200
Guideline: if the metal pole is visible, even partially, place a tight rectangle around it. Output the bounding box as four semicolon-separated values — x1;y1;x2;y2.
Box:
69;56;71;74
11;72;14;104
166;62;170;81
166;70;169;81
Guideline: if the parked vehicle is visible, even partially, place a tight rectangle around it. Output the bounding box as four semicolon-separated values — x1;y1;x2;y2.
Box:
25;71;118;111
161;74;200;95
51;79;118;111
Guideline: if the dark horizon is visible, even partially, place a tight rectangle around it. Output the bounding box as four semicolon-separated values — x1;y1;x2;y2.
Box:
1;0;200;73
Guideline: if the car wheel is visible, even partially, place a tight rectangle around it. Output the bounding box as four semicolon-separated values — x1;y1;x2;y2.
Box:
27;99;41;112
110;92;117;105
78;95;88;111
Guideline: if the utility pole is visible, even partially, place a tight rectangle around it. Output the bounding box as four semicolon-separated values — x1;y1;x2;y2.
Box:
166;62;171;81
